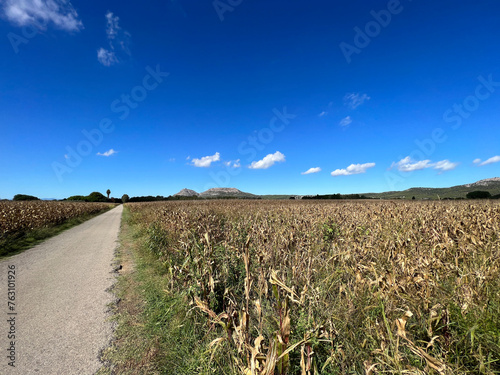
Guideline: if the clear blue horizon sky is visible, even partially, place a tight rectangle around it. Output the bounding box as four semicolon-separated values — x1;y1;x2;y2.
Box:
1;0;499;199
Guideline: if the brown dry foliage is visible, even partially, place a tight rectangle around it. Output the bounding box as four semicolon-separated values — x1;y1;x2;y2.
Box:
128;200;500;374
0;200;113;237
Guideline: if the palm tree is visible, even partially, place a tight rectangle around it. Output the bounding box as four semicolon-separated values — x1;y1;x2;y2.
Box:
106;189;111;199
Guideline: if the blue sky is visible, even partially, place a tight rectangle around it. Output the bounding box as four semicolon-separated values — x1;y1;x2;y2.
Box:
0;0;499;199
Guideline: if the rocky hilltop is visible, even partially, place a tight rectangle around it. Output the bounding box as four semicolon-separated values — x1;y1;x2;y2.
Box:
199;188;257;199
463;177;500;187
173;188;199;197
172;187;258;199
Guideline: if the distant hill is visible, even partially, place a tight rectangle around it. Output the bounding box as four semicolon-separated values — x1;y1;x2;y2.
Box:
174;188;199;197
199;188;258;199
160;178;500;202
364;178;500;200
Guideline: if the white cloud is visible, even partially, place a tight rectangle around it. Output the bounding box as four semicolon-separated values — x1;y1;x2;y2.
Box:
473;158;482;164
97;149;117;157
391;156;459;173
318;111;328;117
2;0;83;31
391;156;431;172
191;152;220;167
339;116;352;127
105;11;120;39
97;48;117;67
302;167;321;175
479;155;500;166
433;159;459;172
249;151;285;170
97;11;131;66
331;162;375;176
224;159;241;168
344;93;370;109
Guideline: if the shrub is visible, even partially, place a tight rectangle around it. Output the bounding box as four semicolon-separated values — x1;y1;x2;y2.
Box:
13;194;40;201
86;192;108;202
466;190;492;199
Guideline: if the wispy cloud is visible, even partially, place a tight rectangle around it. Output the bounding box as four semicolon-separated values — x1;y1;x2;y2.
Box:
318;111;328;117
224;159;241;168
391;156;459;173
433;159;459;173
302;167;321;175
106;11;119;39
97;149;117;157
1;0;83;31
391;157;431;172
97;48;117;67
249;151;285;170
474;155;500;166
344;93;370;109
339;116;352;127
331;162;375;176
191;152;220;167
97;11;131;66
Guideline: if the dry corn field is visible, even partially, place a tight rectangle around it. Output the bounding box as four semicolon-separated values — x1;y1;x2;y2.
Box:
127;200;500;374
0;200;112;238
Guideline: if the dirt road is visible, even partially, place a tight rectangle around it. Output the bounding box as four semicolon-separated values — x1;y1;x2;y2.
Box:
0;204;123;374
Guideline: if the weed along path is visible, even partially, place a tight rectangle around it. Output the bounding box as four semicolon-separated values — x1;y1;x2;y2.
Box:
0;204;123;374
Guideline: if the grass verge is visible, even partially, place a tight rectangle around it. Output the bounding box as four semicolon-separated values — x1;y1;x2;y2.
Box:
98;205;217;375
0;206;114;258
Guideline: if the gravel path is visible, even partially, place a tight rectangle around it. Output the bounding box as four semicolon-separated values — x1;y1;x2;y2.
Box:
0;204;123;374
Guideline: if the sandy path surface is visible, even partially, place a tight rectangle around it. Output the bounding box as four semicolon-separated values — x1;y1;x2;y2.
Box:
0;204;122;374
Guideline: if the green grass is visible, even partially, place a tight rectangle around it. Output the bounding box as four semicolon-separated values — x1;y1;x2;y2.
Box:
0;206;113;258
99;206;226;375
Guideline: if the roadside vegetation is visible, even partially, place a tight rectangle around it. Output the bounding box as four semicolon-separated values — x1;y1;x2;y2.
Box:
109;200;500;374
0;200;114;257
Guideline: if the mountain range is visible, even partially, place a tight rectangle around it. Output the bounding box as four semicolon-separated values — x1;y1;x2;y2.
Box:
174;178;500;200
174;187;258;199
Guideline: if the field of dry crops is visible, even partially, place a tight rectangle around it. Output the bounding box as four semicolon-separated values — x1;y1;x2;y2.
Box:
128;200;500;374
0;200;113;238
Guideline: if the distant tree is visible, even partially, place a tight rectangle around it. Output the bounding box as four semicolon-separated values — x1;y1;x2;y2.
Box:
106;189;111;199
412;196;416;200
466;191;491;199
66;195;87;201
87;192;108;202
13;194;40;201
121;194;130;203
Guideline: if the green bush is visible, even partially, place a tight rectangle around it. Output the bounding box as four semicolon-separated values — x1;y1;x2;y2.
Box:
466;191;492;199
13;194;40;201
66;195;87;201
